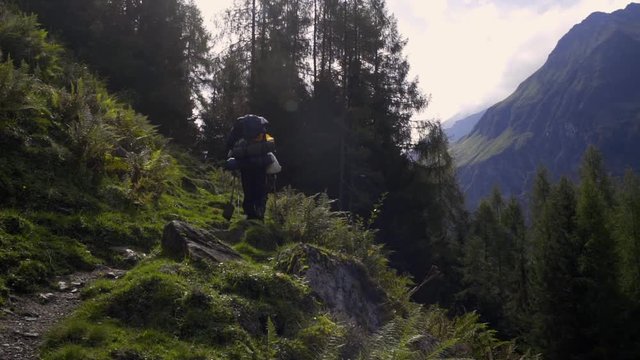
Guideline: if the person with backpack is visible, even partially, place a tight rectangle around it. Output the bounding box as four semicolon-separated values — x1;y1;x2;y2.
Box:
225;114;279;221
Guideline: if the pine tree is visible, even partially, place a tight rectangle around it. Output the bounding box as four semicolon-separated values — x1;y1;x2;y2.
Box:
500;196;530;337
530;177;582;359
612;170;640;358
574;147;620;358
530;167;551;223
615;170;640;301
460;189;530;337
460;198;506;327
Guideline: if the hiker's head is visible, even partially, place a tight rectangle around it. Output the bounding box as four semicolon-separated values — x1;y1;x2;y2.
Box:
239;114;268;124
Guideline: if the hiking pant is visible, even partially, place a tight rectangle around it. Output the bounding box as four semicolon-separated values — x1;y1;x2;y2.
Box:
240;166;267;220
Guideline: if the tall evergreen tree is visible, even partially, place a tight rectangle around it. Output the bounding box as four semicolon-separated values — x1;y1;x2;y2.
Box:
611;170;640;358
615;170;640;301
530;177;583;359
460;188;529;337
574;146;620;358
500;196;530;337
461;199;504;323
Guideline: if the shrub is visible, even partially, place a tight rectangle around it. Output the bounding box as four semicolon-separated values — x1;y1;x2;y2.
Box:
267;189;412;304
8;258;48;292
0;5;62;80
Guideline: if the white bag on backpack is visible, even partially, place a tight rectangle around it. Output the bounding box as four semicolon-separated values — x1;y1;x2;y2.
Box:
266;152;281;174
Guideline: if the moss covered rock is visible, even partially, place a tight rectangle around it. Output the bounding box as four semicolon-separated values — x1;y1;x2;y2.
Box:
161;221;242;263
276;244;394;332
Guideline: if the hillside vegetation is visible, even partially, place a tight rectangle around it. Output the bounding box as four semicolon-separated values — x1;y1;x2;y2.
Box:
0;6;532;359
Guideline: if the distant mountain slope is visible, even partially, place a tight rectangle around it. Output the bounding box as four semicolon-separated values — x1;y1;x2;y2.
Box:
445;110;485;142
453;3;640;208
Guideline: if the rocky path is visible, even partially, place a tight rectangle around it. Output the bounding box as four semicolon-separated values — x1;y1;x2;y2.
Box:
0;266;126;360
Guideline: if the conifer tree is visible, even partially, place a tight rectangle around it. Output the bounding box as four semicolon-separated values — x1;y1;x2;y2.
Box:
615;170;640;301
530;177;582;359
612;170;640;358
574;146;620;358
530;167;551;223
500;196;530;337
460;189;529;337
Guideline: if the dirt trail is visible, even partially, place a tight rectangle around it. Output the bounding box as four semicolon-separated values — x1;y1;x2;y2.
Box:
0;266;125;360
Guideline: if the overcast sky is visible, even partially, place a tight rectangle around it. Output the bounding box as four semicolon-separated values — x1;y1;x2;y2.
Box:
194;0;632;123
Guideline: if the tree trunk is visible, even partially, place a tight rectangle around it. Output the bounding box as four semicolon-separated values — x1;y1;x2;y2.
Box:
250;0;256;96
313;0;317;84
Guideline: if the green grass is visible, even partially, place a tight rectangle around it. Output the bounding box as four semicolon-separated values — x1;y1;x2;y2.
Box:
0;157;239;301
35;188;537;360
452;128;534;167
41;257;341;360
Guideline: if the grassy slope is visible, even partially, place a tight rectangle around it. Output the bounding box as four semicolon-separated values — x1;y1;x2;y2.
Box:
0;7;535;360
452;128;534;167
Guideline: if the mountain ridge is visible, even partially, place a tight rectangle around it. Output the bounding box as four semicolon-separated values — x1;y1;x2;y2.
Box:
445;109;485;142
453;2;640;207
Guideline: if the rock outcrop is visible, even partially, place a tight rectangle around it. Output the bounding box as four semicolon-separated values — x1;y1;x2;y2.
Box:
276;244;393;332
161;221;242;263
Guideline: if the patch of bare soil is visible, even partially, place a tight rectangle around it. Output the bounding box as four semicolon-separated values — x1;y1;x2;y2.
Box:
0;266;126;360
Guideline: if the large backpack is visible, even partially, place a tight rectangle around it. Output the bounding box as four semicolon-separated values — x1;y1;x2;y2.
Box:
239;115;268;141
230;115;276;161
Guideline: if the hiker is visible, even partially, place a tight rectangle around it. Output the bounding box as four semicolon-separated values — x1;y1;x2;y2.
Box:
225;114;279;221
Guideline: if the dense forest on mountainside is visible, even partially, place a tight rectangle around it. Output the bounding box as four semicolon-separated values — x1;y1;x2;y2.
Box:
461;147;640;359
1;0;640;359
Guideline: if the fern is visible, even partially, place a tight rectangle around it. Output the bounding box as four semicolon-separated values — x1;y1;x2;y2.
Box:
0;5;62;80
316;331;346;360
361;305;425;360
265;316;278;360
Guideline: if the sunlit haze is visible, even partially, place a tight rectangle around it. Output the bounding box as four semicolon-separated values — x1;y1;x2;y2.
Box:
194;0;632;123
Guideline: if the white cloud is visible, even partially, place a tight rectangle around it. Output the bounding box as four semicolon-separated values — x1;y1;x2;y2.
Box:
194;0;633;122
386;0;632;122
193;0;234;23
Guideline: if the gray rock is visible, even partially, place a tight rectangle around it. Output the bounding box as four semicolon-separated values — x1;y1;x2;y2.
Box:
38;293;55;303
162;221;242;263
113;146;129;158
181;177;198;193
277;244;393;332
110;247;145;267
199;180;218;195
14;330;39;338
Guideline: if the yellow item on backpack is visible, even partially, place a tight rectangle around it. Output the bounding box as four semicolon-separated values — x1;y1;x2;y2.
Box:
254;133;275;142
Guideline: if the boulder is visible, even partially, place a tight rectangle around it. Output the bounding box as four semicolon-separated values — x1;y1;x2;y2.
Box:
162;221;242;263
181;177;198;193
276;244;393;332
